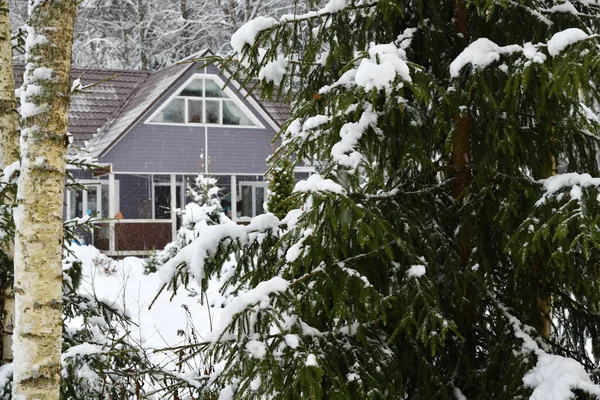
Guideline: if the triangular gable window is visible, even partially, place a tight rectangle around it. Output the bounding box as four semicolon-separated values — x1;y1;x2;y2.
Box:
148;76;259;127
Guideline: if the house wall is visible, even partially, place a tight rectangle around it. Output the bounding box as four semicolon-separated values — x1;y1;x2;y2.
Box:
100;63;279;175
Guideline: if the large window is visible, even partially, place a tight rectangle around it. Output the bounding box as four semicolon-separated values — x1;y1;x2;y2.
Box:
239;181;266;218
148;76;258;127
66;182;112;219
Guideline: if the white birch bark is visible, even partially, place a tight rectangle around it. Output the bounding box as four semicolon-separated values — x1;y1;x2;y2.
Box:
0;0;19;366
12;0;76;398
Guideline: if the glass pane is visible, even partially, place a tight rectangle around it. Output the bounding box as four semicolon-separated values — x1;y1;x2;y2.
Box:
101;185;109;218
70;189;83;218
204;79;224;98
223;100;254;126
179;78;203;97
206;100;220;124
87;187;98;216
151;98;185;123
154;185;172;219
241;185;253;217
255;187;265;215
188;100;203;123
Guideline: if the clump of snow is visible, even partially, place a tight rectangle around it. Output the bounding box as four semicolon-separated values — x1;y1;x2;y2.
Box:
523;42;546;63
0;364;12;392
281;0;348;21
355;43;411;91
407;264;426;278
32;67;53;80
549;2;578;15
259;55;288;85
245;340;267;359
61;343;105;360
321;0;347;13
293;174;346;195
542;173;600;195
450;38;522;78
2;161;20;183
231;17;277;54
331;107;378;170
305;354;319;367
547;28;589;57
284;334;300;349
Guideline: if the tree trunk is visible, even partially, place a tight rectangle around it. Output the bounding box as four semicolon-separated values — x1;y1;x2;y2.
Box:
12;0;76;398
532;157;556;341
137;0;148;69
0;0;19;366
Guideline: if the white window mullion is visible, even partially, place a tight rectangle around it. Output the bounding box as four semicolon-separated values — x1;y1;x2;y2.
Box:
184;98;189;123
219;100;223;124
251;186;256;218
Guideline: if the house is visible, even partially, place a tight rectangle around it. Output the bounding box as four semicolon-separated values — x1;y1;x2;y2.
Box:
15;54;299;256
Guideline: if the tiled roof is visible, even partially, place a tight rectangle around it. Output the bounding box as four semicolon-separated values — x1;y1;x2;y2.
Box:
13;65;151;147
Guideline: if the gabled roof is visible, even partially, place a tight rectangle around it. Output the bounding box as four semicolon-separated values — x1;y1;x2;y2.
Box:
13;65;151;147
14;56;291;156
88;62;196;157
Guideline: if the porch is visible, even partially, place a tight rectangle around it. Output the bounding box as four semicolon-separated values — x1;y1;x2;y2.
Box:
66;171;268;257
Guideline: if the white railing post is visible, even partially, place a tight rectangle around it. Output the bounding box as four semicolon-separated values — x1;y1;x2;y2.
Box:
108;170;116;253
170;174;177;241
231;174;237;222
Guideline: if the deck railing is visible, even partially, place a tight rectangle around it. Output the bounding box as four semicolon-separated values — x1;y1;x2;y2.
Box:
94;220;173;257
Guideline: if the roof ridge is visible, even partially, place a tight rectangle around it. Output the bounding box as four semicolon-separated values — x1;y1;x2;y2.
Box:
13;62;151;75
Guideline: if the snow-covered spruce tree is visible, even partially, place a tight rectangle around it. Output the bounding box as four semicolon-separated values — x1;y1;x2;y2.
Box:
146;175;231;274
159;0;600;398
13;0;77;398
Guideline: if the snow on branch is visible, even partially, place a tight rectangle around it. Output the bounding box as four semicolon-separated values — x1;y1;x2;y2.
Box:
158;213;281;287
450;29;598;77
536;172;600;205
497;302;600;399
214;277;290;339
547;28;590;56
450;38;522;78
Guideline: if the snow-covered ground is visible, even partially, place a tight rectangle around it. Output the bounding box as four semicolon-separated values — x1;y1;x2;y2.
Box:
70;245;223;366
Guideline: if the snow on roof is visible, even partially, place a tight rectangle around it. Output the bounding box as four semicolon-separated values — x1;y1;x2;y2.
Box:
13;65;151;147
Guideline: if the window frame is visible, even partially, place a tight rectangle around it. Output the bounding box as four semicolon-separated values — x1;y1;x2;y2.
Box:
65;180;119;220
145;74;264;129
238;181;268;219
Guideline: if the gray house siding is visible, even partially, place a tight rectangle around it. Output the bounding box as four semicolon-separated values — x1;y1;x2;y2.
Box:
100;125;206;173
100;62;278;174
206;127;277;174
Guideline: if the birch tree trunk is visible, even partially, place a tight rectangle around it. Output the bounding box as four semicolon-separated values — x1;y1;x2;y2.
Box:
12;0;76;398
0;0;19;366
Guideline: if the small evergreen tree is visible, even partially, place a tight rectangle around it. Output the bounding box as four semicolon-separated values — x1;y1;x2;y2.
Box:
267;157;296;220
146;175;230;273
160;0;600;398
